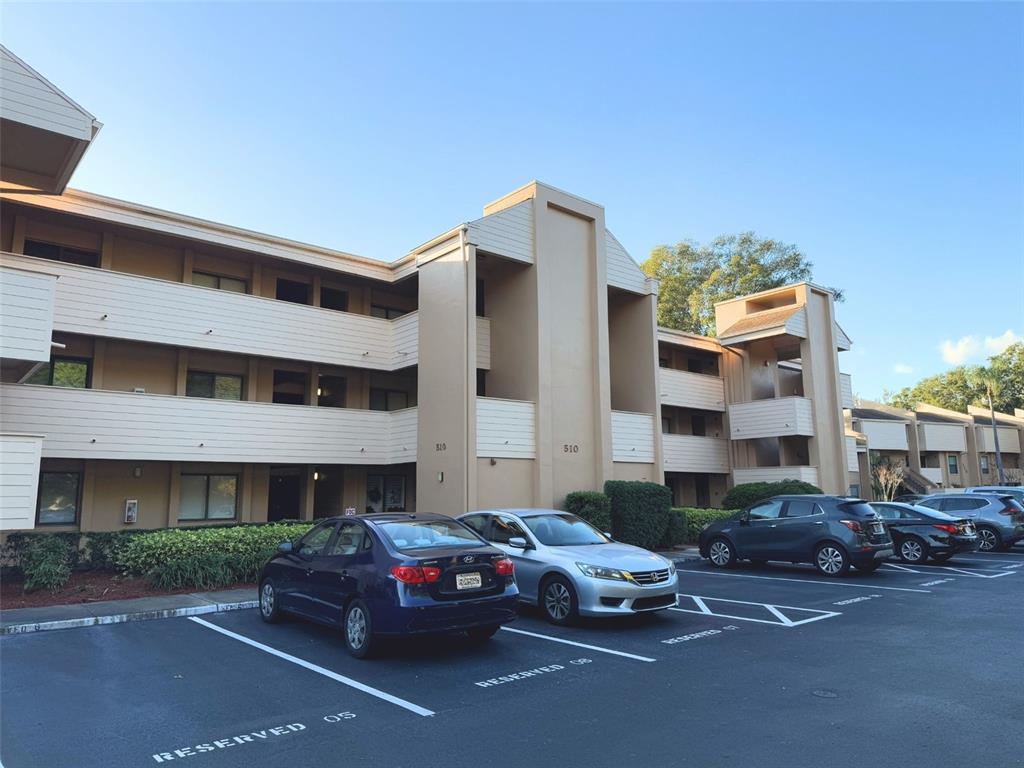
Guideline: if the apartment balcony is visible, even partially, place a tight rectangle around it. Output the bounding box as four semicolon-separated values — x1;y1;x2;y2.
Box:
975;425;1021;454
840;373;854;409
611;411;656;463
0;254;491;372
727;397;814;440
662;434;729;474
0;263;57;364
920;467;944;485
477;397;536;459
0;383;417;465
917;423;966;453
659;368;726;412
733;466;820;486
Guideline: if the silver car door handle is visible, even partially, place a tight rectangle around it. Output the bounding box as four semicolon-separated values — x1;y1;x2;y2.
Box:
813;521;824;525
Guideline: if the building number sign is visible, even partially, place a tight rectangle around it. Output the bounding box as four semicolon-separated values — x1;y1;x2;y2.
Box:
563;444;580;453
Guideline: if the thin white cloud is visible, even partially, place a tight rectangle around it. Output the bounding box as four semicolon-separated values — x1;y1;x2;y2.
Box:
893;363;913;375
940;335;981;365
984;329;1020;354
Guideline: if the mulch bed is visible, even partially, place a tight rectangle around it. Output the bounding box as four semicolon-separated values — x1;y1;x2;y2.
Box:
0;571;252;610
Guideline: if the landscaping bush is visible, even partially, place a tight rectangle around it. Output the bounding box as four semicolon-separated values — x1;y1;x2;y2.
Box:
658;508;688;548
20;535;76;592
146;553;239;591
603;480;672;550
564;491;612;532
676;507;739;543
720;480;823;510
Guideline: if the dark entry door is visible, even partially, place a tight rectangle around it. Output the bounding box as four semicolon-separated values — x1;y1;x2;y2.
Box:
268;471;301;521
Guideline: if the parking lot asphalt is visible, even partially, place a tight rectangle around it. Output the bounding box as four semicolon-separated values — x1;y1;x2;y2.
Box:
3;547;1023;768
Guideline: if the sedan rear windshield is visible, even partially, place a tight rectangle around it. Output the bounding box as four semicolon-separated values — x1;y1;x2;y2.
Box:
377;520;485;551
523;514;610;546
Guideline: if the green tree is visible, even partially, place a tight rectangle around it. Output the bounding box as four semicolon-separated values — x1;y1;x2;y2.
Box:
641;232;842;336
885;343;1023;414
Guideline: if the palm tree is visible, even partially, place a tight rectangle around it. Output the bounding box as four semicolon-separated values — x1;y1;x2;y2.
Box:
973;368;1006;484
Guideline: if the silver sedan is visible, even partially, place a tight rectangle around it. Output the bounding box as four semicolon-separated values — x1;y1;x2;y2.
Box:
458;508;679;625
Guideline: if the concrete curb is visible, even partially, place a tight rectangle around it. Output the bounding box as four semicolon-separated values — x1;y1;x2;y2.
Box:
1;599;258;636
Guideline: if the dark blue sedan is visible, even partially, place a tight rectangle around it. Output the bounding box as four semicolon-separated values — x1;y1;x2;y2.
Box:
258;513;519;658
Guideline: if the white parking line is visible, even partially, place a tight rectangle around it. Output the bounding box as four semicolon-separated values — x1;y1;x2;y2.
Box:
684;570;932;593
188;617;435;717
880;563;1015;579
670;594;841;628
499;626;656;663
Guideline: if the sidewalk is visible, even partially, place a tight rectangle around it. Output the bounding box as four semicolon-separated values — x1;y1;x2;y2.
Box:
1;586;257;636
658;545;702;565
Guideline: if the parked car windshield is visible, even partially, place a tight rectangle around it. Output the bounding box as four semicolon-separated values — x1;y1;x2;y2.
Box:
522;514;610;546
376;519;485;551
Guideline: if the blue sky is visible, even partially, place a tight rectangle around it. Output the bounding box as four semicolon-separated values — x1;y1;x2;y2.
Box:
3;2;1021;401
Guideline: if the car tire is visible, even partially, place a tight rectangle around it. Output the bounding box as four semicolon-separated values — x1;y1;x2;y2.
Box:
343;599;375;659
898;536;928;564
540;575;578;626
814;543;850;576
707;537;736;569
854;561;882;572
976;526;1002;552
259;579;283;624
466;624;501;643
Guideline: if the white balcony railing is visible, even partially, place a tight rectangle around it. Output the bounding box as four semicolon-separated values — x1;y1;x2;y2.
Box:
476;397;535;459
733;466;820;486
0;253;491;372
611;411;656;463
659;368;726;412
662;434;729;474
975;425;1021;454
840;373;854;409
920;467;944;485
0;263;56;363
0;384;417;465
917;423;966;453
727;397;815;440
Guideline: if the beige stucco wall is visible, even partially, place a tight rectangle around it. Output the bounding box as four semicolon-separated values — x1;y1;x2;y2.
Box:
475;458;535;510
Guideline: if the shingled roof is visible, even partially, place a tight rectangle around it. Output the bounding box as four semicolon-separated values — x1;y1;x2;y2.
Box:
718;305;803;340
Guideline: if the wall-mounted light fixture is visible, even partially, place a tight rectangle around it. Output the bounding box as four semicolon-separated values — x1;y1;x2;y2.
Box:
132;466;143;479
437;471;444;483
313;471;320;481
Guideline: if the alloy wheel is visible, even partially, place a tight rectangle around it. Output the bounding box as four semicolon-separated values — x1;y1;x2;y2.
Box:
709;540;732;566
901;540;923;562
346;606;367;650
260;583;274;617
817;546;844;575
978;529;998;552
544;582;572;621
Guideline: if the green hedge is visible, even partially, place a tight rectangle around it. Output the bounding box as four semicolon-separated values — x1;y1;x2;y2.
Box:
721;480;823;510
20;536;76;592
604;480;672;550
564;491;612;532
675;507;739;543
659;508;688;548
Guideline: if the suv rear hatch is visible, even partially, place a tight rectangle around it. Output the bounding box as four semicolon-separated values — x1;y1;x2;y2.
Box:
838;500;891;544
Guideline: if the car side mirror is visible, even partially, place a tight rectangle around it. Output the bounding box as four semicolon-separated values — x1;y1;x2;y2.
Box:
738;513;750;526
277;541;294;554
508;536;530;550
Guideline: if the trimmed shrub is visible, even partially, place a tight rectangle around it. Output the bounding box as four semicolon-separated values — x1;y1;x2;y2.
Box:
564;491;612;532
676;507;739;543
603;480;672;550
721;480;823;510
20;536;76;592
146;553;239;591
659;508;688;548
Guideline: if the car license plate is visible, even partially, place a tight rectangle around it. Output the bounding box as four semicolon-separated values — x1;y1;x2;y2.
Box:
871;523;885;535
456;572;482;590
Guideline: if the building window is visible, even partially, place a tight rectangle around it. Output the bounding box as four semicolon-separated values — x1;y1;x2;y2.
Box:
369;388;409;411
320;286;349;312
370;304;408;320
25;357;91;388
24;239;100;268
661;417;672;435
186;371;243;400
366;474;406;513
37;471;82;525
980;456;990;475
276;278;310;305
947;454;959;476
476;369;486;398
849;484;860;497
192;271;247;294
179;474;238;521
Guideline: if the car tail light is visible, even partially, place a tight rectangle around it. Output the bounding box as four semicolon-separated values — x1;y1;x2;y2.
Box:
421;566;442;583
933;524;958;534
391;566;426;584
839;519;863;533
494;559;514;576
999;505;1018;517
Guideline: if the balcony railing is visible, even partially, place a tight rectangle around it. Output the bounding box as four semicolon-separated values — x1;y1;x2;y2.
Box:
659;368;726;412
727;396;814;440
0;263;56;363
975;425;1021;454
477;397;535;459
0;383;417;465
662;434;728;474
733;466;819;486
611;411;656;463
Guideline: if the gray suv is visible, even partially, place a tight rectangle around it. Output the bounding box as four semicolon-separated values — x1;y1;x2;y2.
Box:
917;493;1024;551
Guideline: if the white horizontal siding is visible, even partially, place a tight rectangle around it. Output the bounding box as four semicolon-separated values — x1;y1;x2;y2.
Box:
476;317;491;370
784;306;808;338
920;467;944;485
0;265;56;362
727;397;815;439
476;397;535;459
0;433;43;531
611;411;655;463
845;437;859;472
733;466;819;486
857;420;909;451
660;368;726;412
975;425;1021;454
840;373;854;409
918;423;966;452
605;231;648;294
468;201;533;264
0;49;95;140
834;322;852;351
0;384;417;464
662;434;729;473
391;312;419;368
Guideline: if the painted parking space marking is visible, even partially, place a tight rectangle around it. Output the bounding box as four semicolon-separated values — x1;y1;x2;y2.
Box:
188;617;435;717
499;626;656;662
670;594;841;628
880;563;1015;579
474;660;586;688
681;569;933;593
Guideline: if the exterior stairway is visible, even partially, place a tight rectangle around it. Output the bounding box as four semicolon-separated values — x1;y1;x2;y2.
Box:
903;467;939;495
